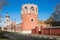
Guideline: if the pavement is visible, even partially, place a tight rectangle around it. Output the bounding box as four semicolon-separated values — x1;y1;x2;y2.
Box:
2;32;60;40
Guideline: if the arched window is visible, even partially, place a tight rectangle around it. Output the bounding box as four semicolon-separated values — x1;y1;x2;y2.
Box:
25;6;28;10
7;20;9;22
36;8;37;12
30;6;34;10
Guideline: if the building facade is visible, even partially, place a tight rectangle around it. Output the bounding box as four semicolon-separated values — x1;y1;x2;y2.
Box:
4;4;49;34
4;12;22;32
4;12;11;32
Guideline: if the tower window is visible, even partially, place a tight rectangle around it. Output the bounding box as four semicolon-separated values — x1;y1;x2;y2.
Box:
36;8;37;12
25;6;28;10
30;6;34;10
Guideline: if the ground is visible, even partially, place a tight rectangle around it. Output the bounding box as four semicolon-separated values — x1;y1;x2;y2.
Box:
1;32;60;40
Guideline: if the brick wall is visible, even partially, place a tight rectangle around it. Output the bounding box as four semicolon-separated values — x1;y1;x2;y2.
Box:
42;28;60;36
32;26;60;36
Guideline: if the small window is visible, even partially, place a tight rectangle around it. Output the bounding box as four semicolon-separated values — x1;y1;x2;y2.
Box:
25;6;28;10
36;8;37;12
30;6;34;10
31;19;33;22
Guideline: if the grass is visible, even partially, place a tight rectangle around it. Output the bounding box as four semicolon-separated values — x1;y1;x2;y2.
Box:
0;38;8;40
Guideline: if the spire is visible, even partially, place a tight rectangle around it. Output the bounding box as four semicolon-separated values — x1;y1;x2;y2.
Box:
6;12;8;15
6;12;10;18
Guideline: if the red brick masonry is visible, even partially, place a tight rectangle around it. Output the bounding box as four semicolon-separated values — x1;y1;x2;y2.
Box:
32;26;60;36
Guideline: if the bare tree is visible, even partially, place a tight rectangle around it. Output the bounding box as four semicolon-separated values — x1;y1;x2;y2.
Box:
46;4;60;26
51;4;60;22
0;0;8;27
0;0;8;10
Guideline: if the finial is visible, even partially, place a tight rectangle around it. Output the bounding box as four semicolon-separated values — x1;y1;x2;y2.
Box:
7;12;8;14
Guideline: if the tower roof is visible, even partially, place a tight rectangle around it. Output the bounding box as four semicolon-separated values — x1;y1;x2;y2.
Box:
6;12;10;18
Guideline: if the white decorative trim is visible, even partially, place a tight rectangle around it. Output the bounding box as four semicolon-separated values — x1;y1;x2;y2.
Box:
21;31;31;34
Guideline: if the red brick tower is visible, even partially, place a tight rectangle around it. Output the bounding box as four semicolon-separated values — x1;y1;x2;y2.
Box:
21;4;38;34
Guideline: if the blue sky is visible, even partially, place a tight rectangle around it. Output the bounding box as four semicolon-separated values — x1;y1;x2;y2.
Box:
1;0;60;24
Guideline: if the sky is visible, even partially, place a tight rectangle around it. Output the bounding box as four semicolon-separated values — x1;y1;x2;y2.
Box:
0;0;60;24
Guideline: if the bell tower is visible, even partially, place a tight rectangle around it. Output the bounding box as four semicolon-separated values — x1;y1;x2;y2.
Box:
21;4;38;34
4;12;11;27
